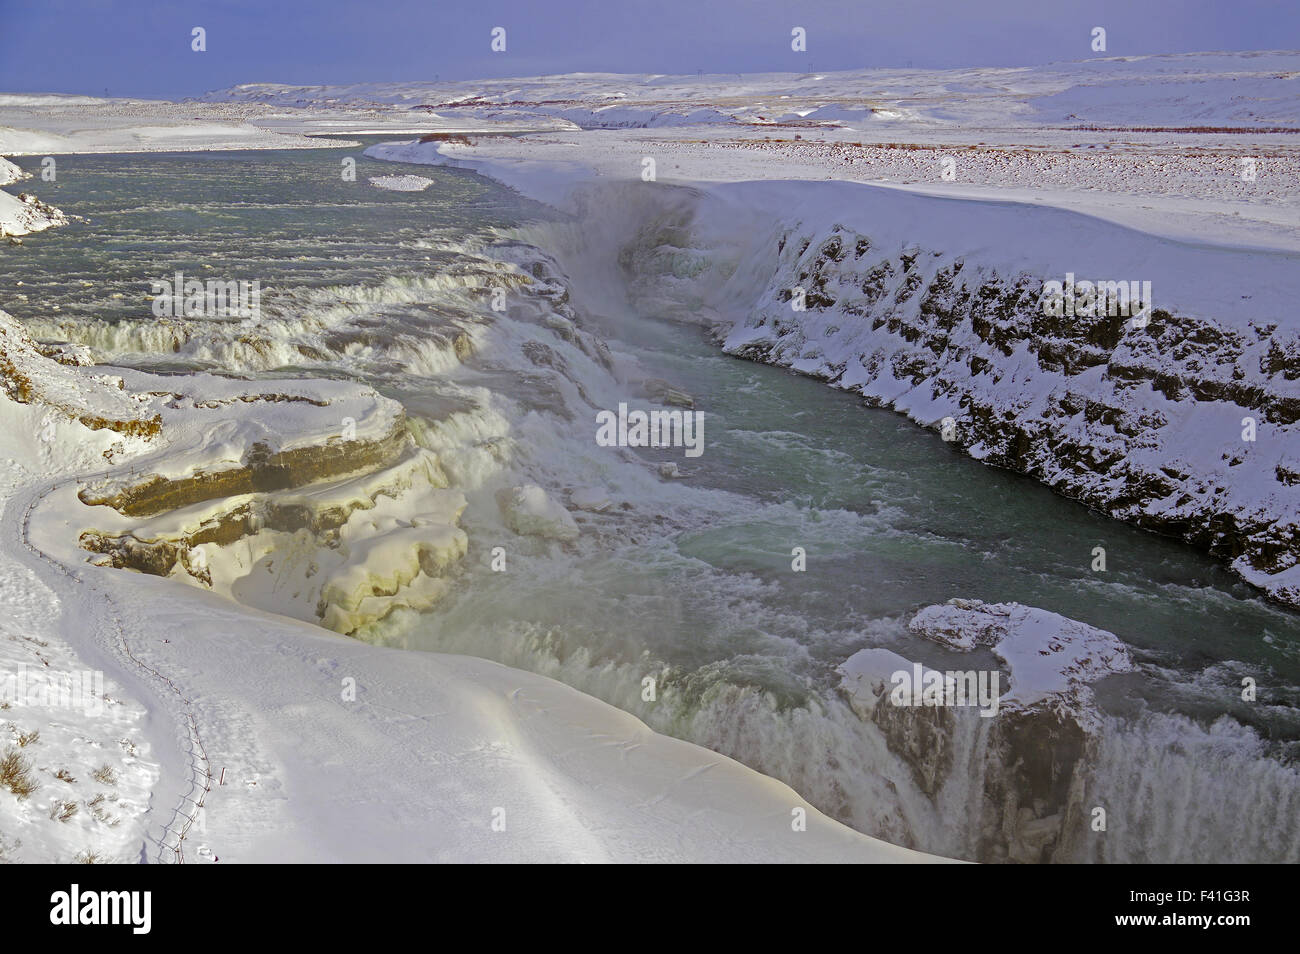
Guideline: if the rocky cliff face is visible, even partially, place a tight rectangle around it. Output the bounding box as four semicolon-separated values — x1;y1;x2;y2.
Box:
712;221;1300;606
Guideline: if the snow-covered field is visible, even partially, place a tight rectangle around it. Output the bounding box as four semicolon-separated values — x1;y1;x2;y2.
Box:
2;50;1298;863
213;51;1300;250
0;92;566;158
204;51;1300;129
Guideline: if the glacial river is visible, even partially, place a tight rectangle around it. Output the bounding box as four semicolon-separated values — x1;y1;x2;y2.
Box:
7;145;1297;862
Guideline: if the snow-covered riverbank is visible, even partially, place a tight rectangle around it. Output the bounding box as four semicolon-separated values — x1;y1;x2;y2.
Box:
0;155;65;238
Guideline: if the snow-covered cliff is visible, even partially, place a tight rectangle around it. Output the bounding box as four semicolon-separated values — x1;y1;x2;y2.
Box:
609;178;1300;607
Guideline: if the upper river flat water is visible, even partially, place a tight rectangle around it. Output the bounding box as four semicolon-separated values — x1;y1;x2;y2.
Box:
6;146;1298;862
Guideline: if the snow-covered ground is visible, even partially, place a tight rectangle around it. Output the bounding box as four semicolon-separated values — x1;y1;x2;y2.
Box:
204;51;1300;130
0;93;567;157
218;50;1300;251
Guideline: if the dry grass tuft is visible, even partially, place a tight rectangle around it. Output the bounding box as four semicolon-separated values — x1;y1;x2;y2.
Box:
91;764;117;786
0;748;37;799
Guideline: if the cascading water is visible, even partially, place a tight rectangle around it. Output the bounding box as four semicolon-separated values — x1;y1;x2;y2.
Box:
9;148;1297;862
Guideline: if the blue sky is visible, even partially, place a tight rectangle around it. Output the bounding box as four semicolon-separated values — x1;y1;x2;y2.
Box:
2;0;1296;98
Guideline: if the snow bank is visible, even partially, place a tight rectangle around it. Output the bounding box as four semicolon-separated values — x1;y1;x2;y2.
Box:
50;568;939;862
369;174;435;192
0;309;156;436
0;157;66;238
0;156;24;186
688;180;1300;606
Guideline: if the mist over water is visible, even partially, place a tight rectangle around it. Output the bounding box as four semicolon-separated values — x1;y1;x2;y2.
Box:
10;149;1298;862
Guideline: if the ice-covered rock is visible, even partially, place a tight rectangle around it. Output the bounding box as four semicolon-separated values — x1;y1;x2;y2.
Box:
76;370;408;517
497;483;579;540
908;598;1134;709
569;486;613;512
81;448;468;635
317;514;467;633
838;647;950;718
836;599;1137;862
643;377;695;408
368;174;435;192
